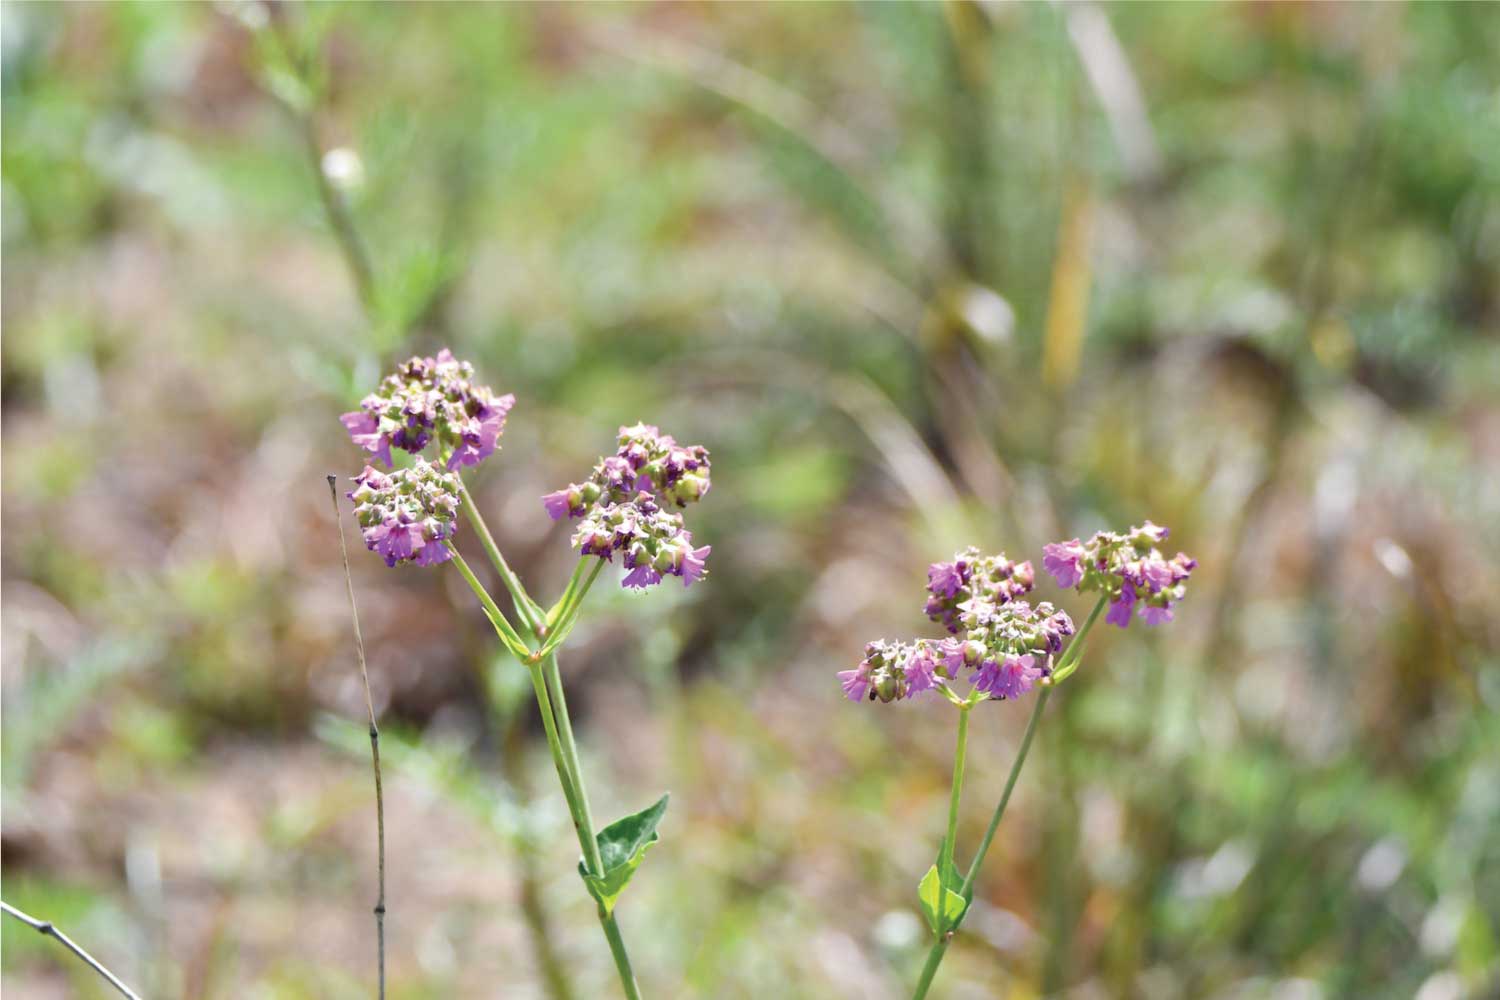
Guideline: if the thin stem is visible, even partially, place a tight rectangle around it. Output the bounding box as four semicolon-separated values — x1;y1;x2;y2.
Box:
446;546;533;661
939;705;971;880
1053;595;1108;682
524;662;643;999
600;911;643;1000
910;934;951;1000
911;687;1053;1000
960;687;1050;900
2;900;143;1000
542;654;598;869
455;478;546;636
328;476;387;999
536;561;604;660
547;557;591;627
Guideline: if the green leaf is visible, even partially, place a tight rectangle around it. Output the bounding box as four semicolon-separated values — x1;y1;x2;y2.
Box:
917;864;968;936
578;793;668;914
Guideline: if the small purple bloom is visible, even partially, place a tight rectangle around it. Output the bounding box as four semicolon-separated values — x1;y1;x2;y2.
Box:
679;544;710;586
975;654;1041;700
1106;585;1136;628
1042;539;1086;589
1139;603;1174;626
1140;557;1174;593
839;666;872;702
447;394;515;470
622;564;662;590
904;646;939;696
928;561;965;599
542;489;575;521
340;409;393;467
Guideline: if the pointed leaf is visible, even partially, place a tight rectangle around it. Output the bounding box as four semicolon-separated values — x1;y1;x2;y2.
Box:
918;863;969;936
578;793;668;914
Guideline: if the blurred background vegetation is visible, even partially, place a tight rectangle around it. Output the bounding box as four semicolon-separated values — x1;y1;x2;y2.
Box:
3;2;1498;998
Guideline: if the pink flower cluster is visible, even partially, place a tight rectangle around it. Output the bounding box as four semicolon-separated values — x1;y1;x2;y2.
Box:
347;459;461;568
544;423;712;591
1042;522;1196;628
341;349;514;471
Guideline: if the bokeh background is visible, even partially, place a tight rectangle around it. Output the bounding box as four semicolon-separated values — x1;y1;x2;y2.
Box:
4;2;1499;998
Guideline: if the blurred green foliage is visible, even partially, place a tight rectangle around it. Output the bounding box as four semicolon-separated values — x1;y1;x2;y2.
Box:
3;2;1498;998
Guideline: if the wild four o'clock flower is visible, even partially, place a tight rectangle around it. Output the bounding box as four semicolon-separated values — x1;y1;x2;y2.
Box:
347;458;461;568
847;527;1196;1000
544;424;712;591
340;349;516;471
339;351;710;999
1042;521;1197;628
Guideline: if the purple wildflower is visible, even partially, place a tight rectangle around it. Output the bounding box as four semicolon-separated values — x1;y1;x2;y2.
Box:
548;424;712;590
924;547;1034;635
904;645;940;697
845;545;1072;706
340;349;515;470
1140;603;1174;626
928;560;965;599
542;488;576;521
974;654;1043;700
839;663;873;702
1042;538;1086;589
1046;523;1195;628
1106;585;1136;628
347;459;462;569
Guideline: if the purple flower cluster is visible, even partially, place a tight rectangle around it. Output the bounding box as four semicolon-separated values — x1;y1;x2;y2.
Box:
924;547;1035;633
1042;522;1196;628
543;424;712;590
340;349;515;471
347;458;462;568
840;598;1073;705
843;539;1074;705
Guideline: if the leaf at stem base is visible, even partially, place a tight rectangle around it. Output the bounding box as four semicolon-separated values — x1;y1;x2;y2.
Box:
578;793;669;914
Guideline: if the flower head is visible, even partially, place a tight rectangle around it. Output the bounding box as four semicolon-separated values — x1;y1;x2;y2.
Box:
1045;523;1195;629
546;424;712;590
923;547;1034;635
347;458;462;568
845;542;1071;706
973;654;1044;701
341;349;515;471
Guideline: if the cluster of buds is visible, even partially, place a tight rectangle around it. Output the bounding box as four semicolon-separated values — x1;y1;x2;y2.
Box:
545;424;712;590
543;423;711;518
340;349;515;471
571;493;710;590
1042;521;1196;628
924;547;1035;634
347;459;461;568
842;554;1075;705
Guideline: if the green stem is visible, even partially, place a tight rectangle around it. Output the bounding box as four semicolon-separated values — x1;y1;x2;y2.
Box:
600;911;643;1000
536;560;604;659
543;654;603;875
455;478;546;636
1052;595;1107;682
939;706;971;879
527;659;643;999
912;687;1052;1000
447;546;533;661
911;936;951;1000
547;558;590;627
960;687;1050;900
448;493;642;999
